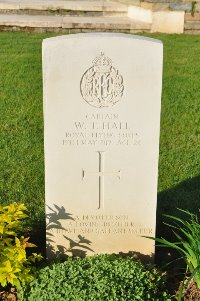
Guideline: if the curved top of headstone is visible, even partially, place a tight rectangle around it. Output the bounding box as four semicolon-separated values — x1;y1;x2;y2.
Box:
42;32;163;46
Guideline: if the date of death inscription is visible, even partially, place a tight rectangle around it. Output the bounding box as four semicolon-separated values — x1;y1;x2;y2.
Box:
62;114;141;147
50;215;153;235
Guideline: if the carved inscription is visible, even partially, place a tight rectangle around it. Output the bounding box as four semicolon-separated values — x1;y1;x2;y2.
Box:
82;151;121;209
62;114;141;147
80;53;124;108
51;215;153;236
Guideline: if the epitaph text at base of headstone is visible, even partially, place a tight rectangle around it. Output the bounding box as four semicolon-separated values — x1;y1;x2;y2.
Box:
43;33;163;259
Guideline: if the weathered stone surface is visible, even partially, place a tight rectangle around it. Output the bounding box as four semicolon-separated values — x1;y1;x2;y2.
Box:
110;0;140;5
154;3;170;11
62;16;130;29
181;0;195;2
61;16;150;30
0;0;128;12
196;2;200;12
62;16;150;30
184;20;200;29
145;0;183;3
0;0;19;10
185;12;200;21
128;5;152;23
152;11;185;33
0;0;192;33
103;1;127;12
0;14;151;31
184;29;200;34
130;20;151;29
141;2;170;11
0;14;63;27
141;2;154;10
170;3;191;11
43;33;163;258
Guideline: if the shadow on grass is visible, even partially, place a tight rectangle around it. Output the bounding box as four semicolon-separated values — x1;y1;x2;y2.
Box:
156;174;200;261
156;174;200;244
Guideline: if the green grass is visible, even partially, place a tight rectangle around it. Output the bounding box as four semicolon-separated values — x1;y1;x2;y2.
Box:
152;34;200;233
0;32;200;249
158;34;200;191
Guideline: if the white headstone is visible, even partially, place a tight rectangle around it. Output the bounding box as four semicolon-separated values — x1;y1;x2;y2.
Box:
43;33;163;259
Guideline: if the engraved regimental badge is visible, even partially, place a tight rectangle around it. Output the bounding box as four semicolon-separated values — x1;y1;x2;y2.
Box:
80;52;124;108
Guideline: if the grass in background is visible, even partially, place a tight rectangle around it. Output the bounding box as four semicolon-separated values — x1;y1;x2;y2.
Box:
0;32;48;223
0;32;200;251
152;34;200;234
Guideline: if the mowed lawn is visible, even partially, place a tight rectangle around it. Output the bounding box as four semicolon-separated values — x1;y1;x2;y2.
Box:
0;32;200;244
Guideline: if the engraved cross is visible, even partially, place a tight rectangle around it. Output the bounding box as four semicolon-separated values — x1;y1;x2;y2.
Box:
82;151;121;210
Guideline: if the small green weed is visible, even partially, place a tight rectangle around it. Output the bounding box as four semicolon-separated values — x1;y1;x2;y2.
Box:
191;1;197;16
